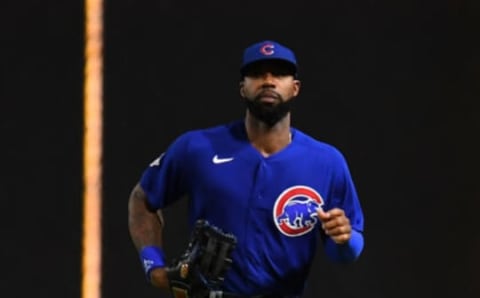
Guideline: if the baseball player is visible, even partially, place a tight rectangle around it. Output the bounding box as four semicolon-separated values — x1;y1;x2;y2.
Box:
128;40;365;297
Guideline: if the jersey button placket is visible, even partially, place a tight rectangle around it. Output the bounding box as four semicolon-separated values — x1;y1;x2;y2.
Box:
246;160;266;275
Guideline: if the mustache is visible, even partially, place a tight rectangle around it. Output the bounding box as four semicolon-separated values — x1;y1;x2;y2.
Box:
254;90;283;101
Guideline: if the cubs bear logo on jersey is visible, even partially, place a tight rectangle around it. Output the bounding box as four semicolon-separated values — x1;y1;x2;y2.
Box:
273;185;324;237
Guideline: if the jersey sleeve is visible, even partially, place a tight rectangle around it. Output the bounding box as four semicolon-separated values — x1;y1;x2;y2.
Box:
329;149;364;232
139;133;191;210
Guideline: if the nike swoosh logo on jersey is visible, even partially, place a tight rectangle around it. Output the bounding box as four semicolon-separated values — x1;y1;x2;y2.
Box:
212;155;234;164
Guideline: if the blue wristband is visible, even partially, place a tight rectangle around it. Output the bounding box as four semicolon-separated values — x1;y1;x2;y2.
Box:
324;229;364;263
139;246;166;281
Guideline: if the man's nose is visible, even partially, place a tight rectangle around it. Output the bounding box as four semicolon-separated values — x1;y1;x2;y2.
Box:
260;72;276;84
261;72;275;79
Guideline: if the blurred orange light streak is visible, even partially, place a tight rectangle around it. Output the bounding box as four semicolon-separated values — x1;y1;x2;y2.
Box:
83;0;103;297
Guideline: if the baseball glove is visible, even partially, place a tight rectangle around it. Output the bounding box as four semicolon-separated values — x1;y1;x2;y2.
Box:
166;219;237;298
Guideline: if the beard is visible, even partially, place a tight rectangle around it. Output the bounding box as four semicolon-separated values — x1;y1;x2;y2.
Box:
243;91;293;127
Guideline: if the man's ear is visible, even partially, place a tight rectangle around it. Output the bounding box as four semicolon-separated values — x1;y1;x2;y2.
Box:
293;79;301;97
239;81;245;97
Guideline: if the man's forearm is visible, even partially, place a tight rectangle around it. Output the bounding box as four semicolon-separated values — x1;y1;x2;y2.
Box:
128;184;169;288
128;183;164;250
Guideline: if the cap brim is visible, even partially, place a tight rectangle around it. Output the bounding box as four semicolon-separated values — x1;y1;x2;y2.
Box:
240;59;297;77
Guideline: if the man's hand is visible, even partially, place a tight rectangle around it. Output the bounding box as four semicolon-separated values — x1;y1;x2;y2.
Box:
150;268;170;289
317;208;352;244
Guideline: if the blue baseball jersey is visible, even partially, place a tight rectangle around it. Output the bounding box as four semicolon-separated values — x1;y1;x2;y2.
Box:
140;120;364;296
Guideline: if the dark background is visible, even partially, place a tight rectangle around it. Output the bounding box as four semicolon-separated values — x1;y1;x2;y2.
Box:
2;0;479;297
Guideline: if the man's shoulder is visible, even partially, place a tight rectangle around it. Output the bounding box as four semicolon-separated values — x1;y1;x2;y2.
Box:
293;129;339;151
173;121;241;148
180;121;239;139
292;128;347;162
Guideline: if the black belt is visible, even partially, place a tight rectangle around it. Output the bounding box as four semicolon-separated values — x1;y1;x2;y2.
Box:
207;292;263;298
208;291;296;298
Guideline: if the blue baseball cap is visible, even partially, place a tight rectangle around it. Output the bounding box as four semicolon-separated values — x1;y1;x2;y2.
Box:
240;40;298;76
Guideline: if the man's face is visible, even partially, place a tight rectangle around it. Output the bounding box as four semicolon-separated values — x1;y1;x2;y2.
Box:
240;60;301;126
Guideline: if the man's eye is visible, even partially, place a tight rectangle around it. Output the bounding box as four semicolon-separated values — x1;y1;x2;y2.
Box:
247;70;290;78
248;70;263;77
271;70;290;76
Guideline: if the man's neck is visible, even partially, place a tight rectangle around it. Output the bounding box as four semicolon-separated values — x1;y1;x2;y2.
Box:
244;113;292;157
